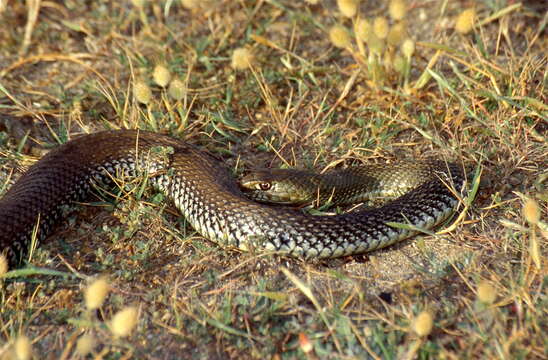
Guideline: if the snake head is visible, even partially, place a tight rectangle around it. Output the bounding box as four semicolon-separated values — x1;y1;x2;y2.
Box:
239;169;316;205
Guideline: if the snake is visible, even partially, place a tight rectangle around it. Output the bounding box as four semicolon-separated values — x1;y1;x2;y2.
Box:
0;129;465;268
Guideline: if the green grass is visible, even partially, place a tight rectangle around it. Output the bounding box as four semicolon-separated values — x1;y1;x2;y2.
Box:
0;0;546;359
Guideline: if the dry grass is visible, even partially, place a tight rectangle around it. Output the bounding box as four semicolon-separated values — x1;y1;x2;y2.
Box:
0;0;546;359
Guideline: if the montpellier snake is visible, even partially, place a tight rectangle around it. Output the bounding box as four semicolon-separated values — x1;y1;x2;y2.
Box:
0;130;465;267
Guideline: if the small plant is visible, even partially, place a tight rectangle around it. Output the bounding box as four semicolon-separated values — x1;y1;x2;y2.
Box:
322;0;420;89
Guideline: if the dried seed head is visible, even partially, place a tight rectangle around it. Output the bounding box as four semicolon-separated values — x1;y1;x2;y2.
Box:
368;33;385;55
110;306;139;338
401;38;415;58
131;0;147;8
14;335;32;360
181;0;200;9
373;16;389;39
477;281;497;305
355;18;370;42
412;311;433;337
84;277;110;310
329;25;351;48
389;0;407;21
168;78;186;101
387;22;407;46
231;47;254;70
393;54;405;73
455;8;476;34
337;0;358;18
75;333;95;356
0;254;8;276
523;198;540;225
152;64;172;87
134;81;152;105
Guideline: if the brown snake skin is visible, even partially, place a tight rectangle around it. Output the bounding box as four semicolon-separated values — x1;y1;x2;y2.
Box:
0;130;465;267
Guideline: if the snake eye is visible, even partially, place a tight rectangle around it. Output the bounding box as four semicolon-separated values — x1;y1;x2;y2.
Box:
258;182;271;191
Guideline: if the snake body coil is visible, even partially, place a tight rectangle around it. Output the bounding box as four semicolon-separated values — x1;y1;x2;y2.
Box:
0;130;465;267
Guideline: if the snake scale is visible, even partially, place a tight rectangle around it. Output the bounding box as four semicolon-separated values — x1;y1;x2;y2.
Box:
0;130;465;267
